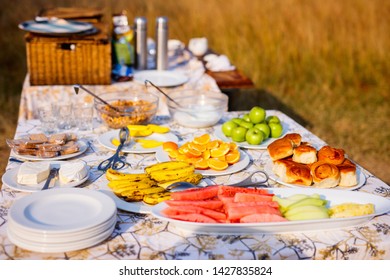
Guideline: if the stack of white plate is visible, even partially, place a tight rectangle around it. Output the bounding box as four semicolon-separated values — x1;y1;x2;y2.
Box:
7;188;117;253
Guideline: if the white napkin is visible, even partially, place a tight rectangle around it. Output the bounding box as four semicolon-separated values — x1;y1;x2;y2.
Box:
204;54;236;72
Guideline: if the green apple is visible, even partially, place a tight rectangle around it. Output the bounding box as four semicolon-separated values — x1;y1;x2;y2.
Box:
242;113;251;123
245;127;264;145
231;118;243;126
266;115;281;124
231;126;247;142
239;120;254;129
254;123;271;139
221;120;238;137
249;106;266;124
269;122;283;138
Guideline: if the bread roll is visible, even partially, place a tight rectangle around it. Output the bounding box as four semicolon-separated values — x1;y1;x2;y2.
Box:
337;159;358;187
267;138;294;161
292;144;317;164
273;159;313;186
283;133;302;147
310;161;340;188
317;145;345;165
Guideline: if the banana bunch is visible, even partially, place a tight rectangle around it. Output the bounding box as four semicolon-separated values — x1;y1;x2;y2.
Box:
105;161;202;205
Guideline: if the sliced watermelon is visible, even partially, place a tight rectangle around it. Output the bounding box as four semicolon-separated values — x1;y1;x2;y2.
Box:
225;201;280;210
165;199;223;210
218;185;273;197
227;205;282;221
234;192;273;203
165;213;219;223
171;185;219;201
218;195;235;205
162;205;226;222
240;213;288;223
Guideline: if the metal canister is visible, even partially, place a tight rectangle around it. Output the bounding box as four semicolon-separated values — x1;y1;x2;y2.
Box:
134;17;147;70
156;16;168;70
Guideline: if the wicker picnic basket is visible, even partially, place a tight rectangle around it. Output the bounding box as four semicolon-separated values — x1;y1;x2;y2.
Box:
25;8;112;85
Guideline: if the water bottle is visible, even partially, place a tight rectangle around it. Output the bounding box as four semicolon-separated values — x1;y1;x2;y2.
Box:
156;16;168;70
134;17;147;70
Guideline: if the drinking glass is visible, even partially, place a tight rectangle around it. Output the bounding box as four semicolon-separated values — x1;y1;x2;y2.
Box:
73;103;94;131
37;106;57;134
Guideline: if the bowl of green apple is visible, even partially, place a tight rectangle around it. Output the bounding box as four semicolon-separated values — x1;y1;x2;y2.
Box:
219;106;285;147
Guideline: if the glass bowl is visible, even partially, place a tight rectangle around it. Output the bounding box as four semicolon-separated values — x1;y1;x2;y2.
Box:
94;91;158;129
167;89;228;128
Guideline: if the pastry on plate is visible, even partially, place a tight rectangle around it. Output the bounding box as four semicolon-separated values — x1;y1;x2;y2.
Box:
337;159;358;187
310;160;340;188
292;144;317;164
272;159;313;186
317;145;345;165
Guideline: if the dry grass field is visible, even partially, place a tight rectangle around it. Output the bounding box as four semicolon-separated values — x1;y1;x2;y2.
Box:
0;0;389;183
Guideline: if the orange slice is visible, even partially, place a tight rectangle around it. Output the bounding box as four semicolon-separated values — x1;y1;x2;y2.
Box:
178;143;189;154
229;142;238;152
168;149;181;159
210;142;230;158
194;158;209;170
193;134;211;145
207;140;221;150
208;158;229;171
225;150;240;164
188;142;206;153
202;149;211;160
162;141;178;152
185;148;202;158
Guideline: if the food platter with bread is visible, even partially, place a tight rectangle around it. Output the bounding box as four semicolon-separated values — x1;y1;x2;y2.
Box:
7;133;88;161
264;133;366;190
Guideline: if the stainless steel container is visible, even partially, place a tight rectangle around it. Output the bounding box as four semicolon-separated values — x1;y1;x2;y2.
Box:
156;16;168;70
134;17;148;70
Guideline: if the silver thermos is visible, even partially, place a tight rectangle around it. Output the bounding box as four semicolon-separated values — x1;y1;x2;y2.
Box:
134;17;147;70
156;16;168;70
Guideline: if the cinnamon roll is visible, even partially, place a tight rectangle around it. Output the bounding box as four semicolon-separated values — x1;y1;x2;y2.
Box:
273;159;313;186
310;160;340;188
317;145;345;165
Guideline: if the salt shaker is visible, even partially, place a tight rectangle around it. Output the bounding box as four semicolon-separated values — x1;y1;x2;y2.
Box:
134;17;147;70
156;16;168;70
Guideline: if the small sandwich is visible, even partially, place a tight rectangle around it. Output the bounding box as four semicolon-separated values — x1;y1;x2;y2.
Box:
292;144;317;164
337;159;358;187
273;159;313;186
310;161;340;188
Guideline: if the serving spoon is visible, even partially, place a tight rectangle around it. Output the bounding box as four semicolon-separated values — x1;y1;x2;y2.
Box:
73;84;123;113
166;170;269;191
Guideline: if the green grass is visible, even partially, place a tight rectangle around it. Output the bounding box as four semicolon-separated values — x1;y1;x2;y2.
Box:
0;0;389;183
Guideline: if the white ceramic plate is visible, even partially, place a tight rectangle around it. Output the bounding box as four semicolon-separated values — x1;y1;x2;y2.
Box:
8;188;116;234
155;148;251;176
133;70;189;87
213;123;288;150
18;20;94;35
98;129;179;154
151;188;390;234
2;161;90;192
11;140;88;161
264;160;366;191
7;223;115;253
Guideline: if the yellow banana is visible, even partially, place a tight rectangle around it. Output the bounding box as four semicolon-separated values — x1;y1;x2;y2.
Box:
157;173;203;188
106;168;149;181
120;186;166;197
122;194;144;202
148;165;195;183
143;192;172;205
145;161;191;174
108;179;157;191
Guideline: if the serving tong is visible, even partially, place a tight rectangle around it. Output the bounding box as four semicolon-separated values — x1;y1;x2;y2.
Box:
166;170;269;191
